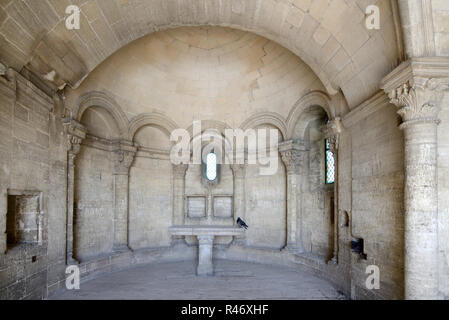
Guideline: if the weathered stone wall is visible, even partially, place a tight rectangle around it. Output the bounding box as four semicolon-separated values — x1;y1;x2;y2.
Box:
300;129;333;258
129;157;173;249
245;161;286;250
438;92;449;298
343;96;405;300
74;146;115;261
0;71;67;300
433;0;449;56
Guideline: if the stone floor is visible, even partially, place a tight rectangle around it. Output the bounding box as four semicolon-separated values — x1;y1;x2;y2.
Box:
51;260;345;300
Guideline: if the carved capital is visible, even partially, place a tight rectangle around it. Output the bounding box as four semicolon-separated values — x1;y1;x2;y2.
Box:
63;118;86;165
173;164;188;178
381;58;449;130
113;150;136;175
111;139;137;175
323;117;343;153
279;140;308;174
387;78;447;128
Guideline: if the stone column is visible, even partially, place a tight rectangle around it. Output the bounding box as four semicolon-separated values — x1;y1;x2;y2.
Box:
112;141;136;252
172;164;188;227
63;119;86;265
231;164;246;244
197;235;214;276
279;141;307;252
323;118;343;264
381;58;449;299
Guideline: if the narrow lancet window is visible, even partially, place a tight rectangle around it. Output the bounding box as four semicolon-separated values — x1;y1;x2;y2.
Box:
206;152;217;181
325;139;335;184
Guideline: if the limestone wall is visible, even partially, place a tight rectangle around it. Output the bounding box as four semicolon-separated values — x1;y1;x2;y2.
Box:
129;157;173;250
342;95;405;300
74;146;115;261
245;161;286;250
301;140;333;258
433;0;449;56
438;92;449;298
0;71;67;300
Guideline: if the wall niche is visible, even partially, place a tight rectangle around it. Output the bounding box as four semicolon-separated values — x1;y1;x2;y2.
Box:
6;190;43;251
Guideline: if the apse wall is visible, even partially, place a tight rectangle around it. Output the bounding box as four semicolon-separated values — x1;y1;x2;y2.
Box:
63;26;328;262
129;126;173;249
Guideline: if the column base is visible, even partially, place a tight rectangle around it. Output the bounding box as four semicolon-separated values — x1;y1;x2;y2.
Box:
328;256;338;265
66;256;80;266
197;263;214;277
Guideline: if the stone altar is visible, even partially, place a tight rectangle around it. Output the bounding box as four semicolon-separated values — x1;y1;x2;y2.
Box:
169;226;244;276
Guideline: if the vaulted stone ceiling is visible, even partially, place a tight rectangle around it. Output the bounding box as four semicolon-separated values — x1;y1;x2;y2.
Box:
0;0;401;108
66;26;326;129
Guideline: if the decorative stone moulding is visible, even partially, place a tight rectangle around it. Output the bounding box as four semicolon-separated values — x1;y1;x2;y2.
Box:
63;118;87;158
381;57;449;129
323;117;343;152
111;139;138;175
279;140;309;174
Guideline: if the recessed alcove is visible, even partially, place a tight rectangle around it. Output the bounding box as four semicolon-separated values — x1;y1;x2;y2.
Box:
6;190;43;251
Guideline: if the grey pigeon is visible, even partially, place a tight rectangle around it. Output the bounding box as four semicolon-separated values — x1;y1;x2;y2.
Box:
237;217;248;230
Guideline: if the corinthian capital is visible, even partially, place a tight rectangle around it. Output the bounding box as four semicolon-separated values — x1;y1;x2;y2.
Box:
63;118;87;163
113;150;136;175
112;140;137;175
381;58;449;129
323;117;343;153
279;140;308;174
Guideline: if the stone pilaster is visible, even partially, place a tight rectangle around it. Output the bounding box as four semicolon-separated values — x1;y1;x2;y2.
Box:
63;118;86;265
112;140;137;252
279;140;308;252
323;117;343;264
231;164;246;244
381;57;449;300
172;164;188;227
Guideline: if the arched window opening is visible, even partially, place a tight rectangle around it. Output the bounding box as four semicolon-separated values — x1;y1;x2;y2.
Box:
325;139;335;184
206;152;217;181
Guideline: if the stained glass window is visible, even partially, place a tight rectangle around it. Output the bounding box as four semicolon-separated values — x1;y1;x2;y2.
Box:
206;152;217;181
325;139;335;184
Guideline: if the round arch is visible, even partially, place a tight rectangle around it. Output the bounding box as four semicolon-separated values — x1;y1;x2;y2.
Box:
73;91;129;139
286;91;333;139
239;112;287;141
128;112;180;141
